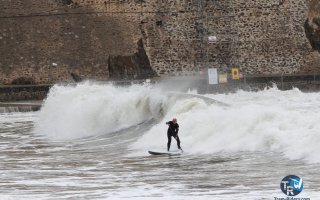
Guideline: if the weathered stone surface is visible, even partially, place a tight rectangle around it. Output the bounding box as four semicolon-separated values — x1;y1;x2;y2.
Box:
108;39;157;79
305;18;320;52
0;0;319;84
300;0;320;73
0;85;49;101
305;0;320;52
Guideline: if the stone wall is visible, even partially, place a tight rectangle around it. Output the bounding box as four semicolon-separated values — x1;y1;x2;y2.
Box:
0;0;319;85
235;0;311;74
0;85;49;101
0;0;150;84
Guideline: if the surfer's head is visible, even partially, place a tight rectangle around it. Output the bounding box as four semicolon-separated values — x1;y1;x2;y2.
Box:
172;118;177;124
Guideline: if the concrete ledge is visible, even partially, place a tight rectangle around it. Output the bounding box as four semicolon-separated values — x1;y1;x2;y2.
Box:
0;101;42;113
0;85;50;102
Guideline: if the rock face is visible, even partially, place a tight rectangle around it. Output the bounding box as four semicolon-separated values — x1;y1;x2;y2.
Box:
305;17;320;51
302;0;320;73
108;39;157;80
305;0;320;51
0;0;319;84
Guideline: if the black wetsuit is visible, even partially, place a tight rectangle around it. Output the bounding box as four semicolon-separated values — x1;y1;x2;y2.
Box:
166;121;181;151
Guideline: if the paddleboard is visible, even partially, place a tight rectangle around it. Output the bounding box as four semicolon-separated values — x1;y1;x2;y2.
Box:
148;150;182;156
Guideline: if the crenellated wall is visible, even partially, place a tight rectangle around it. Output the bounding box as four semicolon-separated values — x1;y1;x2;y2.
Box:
0;0;319;84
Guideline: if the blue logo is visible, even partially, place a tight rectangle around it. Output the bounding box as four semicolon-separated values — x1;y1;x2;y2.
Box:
280;175;303;196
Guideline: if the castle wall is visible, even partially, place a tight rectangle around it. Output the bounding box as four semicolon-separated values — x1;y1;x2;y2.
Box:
0;0;318;84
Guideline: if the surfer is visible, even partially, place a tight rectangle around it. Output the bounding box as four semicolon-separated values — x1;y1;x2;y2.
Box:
166;118;181;152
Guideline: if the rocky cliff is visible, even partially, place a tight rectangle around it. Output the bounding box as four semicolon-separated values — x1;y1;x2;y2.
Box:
302;0;320;72
0;0;319;84
305;0;320;51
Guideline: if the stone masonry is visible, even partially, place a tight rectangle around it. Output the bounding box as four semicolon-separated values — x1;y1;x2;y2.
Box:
0;0;319;84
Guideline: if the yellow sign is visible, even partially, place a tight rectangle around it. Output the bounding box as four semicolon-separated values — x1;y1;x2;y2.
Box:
219;74;228;83
231;68;239;80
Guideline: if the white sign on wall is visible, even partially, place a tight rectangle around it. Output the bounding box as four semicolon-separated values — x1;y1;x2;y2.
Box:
208;68;218;85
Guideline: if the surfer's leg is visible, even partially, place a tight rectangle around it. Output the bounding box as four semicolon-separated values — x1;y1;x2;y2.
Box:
174;135;181;150
167;134;172;151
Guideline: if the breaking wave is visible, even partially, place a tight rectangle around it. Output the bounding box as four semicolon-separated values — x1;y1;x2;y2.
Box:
35;82;320;163
35;82;169;140
132;87;320;164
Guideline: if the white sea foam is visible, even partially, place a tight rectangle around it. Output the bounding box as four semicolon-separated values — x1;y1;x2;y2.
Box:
132;86;320;164
35;82;169;140
35;82;320;163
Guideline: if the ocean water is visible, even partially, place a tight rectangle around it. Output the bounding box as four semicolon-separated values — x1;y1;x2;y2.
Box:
0;82;320;199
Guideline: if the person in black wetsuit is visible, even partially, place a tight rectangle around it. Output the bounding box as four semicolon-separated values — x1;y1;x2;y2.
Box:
166;118;181;152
